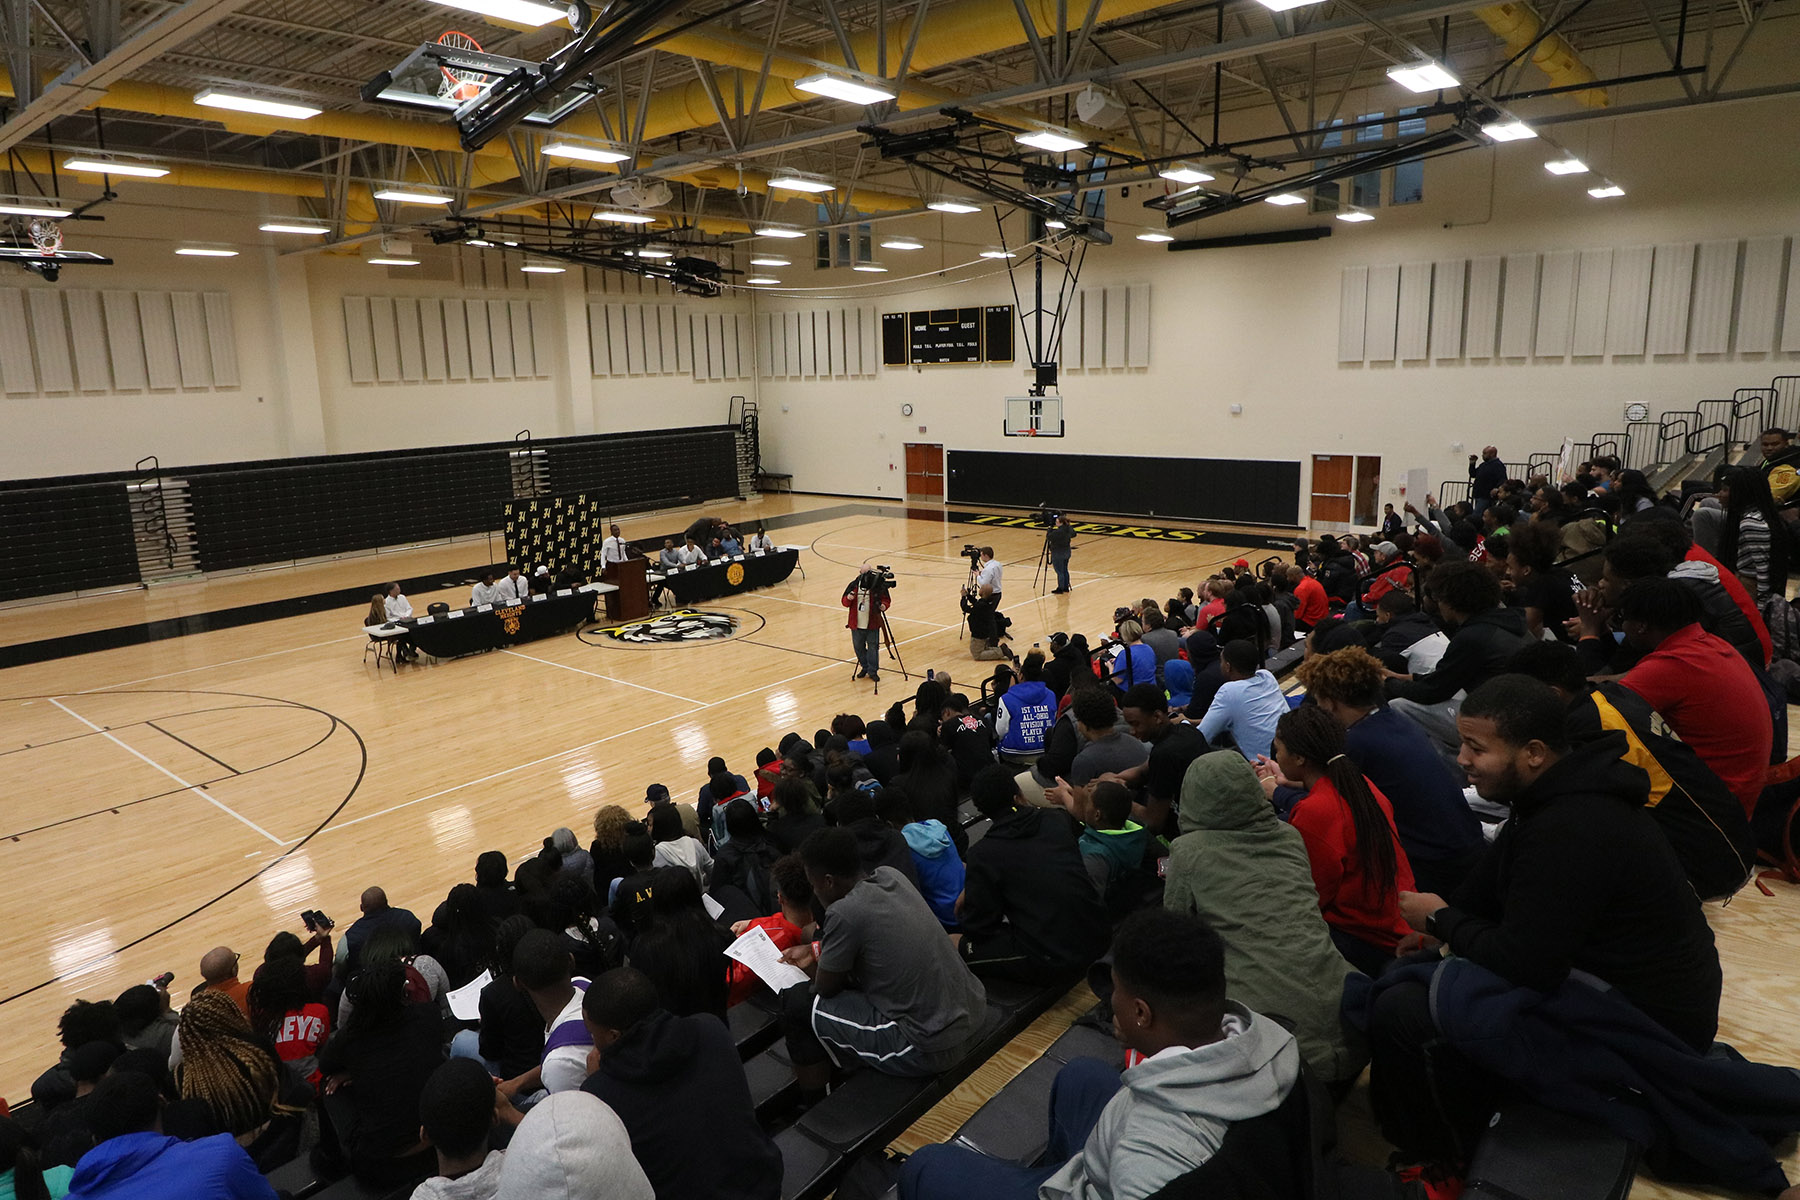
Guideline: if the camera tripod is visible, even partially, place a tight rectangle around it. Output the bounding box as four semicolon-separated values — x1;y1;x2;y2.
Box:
1032;524;1054;593
851;606;908;695
958;553;981;641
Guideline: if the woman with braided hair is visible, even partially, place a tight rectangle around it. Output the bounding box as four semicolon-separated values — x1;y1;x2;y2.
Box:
173;990;297;1141
1254;703;1416;976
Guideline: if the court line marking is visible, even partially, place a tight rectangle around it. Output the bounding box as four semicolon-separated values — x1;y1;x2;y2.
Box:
318;619;963;836
745;591;940;624
79;635;368;693
498;650;704;705
145;720;241;776
46;697;284;845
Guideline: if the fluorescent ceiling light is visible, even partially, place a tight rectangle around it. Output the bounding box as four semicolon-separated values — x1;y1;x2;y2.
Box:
501;240;519;246
1015;128;1086;153
175;245;238;257
880;237;924;250
1481;119;1536;142
1136;230;1175;242
635;246;674;259
755;225;807;238
852;262;888;272
1385;61;1459;92
1335;209;1375;222
1158;163;1214;184
745;276;782;284
594;210;656;224
1044;218;1067;230
467;239;494;247
1253;0;1323;11
368;257;420;266
0;197;73;217
63;156;168;178
520;260;565;273
767;172;836;193
427;0;565;27
794;73;896;105
543;139;632;164
749;255;790;267
193;89;321;120
373;187;452;205
928;197;982;214
979;247;1017;259
1545;156;1589;175
1264;193;1306;206
259;221;330;234
1587;182;1625;198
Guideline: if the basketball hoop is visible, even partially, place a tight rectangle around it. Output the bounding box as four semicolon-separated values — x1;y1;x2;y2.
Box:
437;31;487;103
28;219;63;254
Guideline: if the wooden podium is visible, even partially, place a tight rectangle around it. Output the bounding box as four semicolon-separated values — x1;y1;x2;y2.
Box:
600;558;650;622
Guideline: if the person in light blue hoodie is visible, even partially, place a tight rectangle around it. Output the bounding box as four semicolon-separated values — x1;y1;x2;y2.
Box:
880;788;964;929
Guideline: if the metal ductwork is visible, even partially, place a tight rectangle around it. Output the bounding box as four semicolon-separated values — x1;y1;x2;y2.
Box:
1473;3;1609;107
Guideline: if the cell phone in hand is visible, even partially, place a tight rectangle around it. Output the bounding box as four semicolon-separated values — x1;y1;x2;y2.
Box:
149;971;174;989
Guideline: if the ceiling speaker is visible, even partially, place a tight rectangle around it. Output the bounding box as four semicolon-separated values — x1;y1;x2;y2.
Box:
1074;84;1129;129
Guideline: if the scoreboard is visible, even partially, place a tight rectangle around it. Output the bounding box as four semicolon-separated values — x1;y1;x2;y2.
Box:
880;305;1015;365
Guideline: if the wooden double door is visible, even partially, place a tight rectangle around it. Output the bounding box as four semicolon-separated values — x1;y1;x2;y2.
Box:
905;443;944;500
1310;454;1381;527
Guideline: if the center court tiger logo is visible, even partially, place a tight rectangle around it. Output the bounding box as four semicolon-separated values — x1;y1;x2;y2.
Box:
725;562;746;586
603;609;738;644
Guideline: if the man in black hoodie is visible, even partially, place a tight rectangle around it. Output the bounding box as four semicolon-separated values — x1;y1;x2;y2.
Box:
957;765;1111;983
581;966;781;1200
1368;674;1722;1172
1385;561;1530;761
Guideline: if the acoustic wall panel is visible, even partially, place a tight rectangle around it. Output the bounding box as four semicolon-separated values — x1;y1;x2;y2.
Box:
860;304;877;375
1646;242;1695;355
1337;266;1368;362
1736;236;1786;354
138;291;180;389
1782;245;1800;351
1429;260;1465;359
738;314;755;378
1363;264;1400;361
822;309;840;377
170;291;213;389
1533;249;1577;358
641;303;663;374
531;300;553;376
1064;289;1084;369
623;304;645;376
675;306;693;373
342;297;376;384
605;305;628;381
658;306;679;375
1465;256;1502;358
27;289;74;392
443;299;471;380
394;298;425;382
780;312;798;377
1104;285;1128;366
102;290;147;390
1689;238;1737;354
66;290;110;391
797;310;815;378
1498;253;1539;358
420;298;448;381
0;290;32;393
465;298;493;380
508;300;534;376
713;313;731;381
1606;246;1653;356
757;313;773;377
587;301;611;375
1082;289;1105;366
1127;283;1151;367
487;299;514;378
368;297;400;383
203;292;239;387
1395;263;1431;361
1571;248;1613;357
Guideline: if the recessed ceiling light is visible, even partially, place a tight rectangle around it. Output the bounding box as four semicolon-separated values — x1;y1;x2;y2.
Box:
794;73;896;105
193;89;321;120
1386;61;1459;92
1545;156;1589;175
373;187;453;205
745;276;782;284
259;221;330;235
880;237;924;250
767;172;836;193
927;197;982;214
544;138;632;164
594;210;656;224
63;155;168;178
755;225;807;238
1158;163;1214;184
1253;0;1323;11
1136;230;1175;242
1481;119;1536;142
1336;209;1375;222
368;257;421;266
426;0;565;27
1587;182;1625;198
175;245;238;257
749;255;790;266
635;246;674;259
979;247;1017;259
520;259;566;273
1264;193;1306;206
0;196;74;217
852;262;888;272
1015;128;1086;153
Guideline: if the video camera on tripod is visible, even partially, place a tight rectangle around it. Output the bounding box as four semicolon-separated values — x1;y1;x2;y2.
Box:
861;563;899;591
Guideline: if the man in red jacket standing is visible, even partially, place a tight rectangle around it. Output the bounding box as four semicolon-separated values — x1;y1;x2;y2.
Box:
844;565;893;684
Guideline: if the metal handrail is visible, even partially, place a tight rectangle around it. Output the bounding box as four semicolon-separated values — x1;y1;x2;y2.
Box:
1687;421;1730;454
132;454;177;575
1437;480;1473;506
1658;415;1692;462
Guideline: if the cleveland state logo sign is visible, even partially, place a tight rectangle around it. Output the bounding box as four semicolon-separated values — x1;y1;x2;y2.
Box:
725;562;746;586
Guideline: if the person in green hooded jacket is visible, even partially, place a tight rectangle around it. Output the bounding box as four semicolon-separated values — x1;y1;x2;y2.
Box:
1163;752;1367;1088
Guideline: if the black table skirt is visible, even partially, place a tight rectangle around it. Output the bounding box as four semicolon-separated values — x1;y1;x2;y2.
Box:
401;589;599;658
653;548;800;605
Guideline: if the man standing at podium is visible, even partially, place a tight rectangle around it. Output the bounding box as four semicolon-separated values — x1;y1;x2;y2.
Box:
602;524;635;567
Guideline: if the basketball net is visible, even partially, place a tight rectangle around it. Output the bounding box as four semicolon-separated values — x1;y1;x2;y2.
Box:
437;31;487;102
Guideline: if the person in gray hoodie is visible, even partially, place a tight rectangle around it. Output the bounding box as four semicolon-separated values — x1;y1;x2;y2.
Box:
492;1091;650;1200
900;908;1301;1200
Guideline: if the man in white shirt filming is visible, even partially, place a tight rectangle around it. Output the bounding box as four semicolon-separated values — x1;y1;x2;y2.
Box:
967;547;1009;662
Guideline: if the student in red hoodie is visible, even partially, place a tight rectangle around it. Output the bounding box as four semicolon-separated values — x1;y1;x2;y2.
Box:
1256;705;1415;976
724;855;813;1007
1288;565;1329;631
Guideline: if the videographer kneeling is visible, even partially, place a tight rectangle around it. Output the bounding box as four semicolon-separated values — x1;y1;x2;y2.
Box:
966;546;1009;662
844;564;893;682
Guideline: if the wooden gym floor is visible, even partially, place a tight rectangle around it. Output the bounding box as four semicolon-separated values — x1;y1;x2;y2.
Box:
0;493;1794;1198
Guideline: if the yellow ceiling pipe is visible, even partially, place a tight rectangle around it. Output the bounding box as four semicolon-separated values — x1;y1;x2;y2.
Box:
1473;3;1609;107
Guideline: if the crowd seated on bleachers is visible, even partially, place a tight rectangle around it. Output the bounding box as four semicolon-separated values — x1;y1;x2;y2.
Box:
12;446;1800;1200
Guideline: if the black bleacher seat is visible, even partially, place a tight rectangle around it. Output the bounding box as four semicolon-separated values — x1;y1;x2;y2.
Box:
730;995;782;1059
776;1124;840;1200
264;1154;323;1199
797;1070;939;1154
745;1044;798;1118
965;817;993;847
1269;642;1306;679
944;1053;1060;1164
1044;1017;1124;1070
